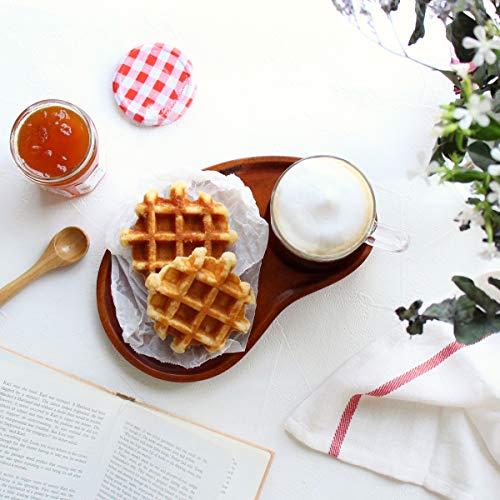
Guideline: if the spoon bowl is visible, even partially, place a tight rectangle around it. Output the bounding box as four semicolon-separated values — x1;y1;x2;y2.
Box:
0;226;90;306
53;226;89;264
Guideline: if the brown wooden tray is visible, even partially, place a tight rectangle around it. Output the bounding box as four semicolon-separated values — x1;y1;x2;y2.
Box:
96;156;373;382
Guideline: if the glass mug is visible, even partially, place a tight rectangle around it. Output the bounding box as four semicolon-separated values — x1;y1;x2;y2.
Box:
270;155;409;262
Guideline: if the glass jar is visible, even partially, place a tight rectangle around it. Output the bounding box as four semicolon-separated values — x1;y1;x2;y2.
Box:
10;99;104;198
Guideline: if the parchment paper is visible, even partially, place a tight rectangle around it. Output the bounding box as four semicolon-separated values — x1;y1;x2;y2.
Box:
105;170;269;368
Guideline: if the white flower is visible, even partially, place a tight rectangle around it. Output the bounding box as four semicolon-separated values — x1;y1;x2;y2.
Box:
428;160;440;173
431;125;445;137
462;26;500;66
407;160;438;182
453;93;492;130
481;242;499;259
487;181;500;203
488;164;500;175
456;205;485;227
488;147;500;176
451;62;471;79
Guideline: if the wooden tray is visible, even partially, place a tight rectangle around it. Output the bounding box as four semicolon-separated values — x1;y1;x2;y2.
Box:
96;156;373;382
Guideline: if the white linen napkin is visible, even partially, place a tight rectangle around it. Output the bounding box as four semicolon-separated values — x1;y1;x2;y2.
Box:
285;321;500;499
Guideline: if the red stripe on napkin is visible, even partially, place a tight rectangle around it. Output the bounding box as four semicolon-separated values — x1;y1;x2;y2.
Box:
329;341;464;457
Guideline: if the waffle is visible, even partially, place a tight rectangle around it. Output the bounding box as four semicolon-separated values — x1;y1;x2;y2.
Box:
145;247;254;353
120;182;238;276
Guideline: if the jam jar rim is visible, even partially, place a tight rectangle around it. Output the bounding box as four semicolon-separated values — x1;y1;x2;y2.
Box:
10;99;97;185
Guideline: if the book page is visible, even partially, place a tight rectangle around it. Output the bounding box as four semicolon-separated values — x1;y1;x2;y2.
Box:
209;435;271;498
0;347;272;499
0;348;122;500
93;404;233;499
142;406;273;499
94;403;272;500
171;420;272;500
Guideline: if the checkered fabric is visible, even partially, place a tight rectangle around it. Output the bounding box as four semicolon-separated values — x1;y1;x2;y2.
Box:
112;42;196;126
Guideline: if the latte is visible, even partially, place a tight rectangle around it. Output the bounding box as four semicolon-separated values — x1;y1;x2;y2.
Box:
271;156;375;261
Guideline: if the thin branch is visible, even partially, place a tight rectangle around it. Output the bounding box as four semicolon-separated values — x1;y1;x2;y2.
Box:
355;10;451;74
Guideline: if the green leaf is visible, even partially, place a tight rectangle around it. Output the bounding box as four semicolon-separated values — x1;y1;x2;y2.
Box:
471;62;488;87
468;141;493;170
430;147;444;165
471;118;500;141
438;133;466;163
446;12;477;62
408;0;429;46
492;91;500;114
442;169;485;183
466;197;481;205
468;0;488;25
439;70;461;87
452;275;500;316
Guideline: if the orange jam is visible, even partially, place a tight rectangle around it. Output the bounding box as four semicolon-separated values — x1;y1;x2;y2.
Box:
17;106;90;178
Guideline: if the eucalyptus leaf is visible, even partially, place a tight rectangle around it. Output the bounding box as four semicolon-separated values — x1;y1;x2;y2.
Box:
381;0;400;13
395;301;426;336
488;277;500;291
454;311;500;345
453;295;477;323
407;319;425;336
470;2;488;25
468;141;493;170
409;0;429;46
395;300;422;321
452;276;500;316
423;298;456;322
397;275;500;345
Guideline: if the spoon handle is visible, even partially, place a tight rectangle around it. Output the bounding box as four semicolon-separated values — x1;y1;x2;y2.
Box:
0;261;50;306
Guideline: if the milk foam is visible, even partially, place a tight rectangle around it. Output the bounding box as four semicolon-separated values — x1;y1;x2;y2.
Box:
272;157;375;259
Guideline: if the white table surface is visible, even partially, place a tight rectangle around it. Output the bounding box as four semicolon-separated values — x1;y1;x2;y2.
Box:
0;1;495;498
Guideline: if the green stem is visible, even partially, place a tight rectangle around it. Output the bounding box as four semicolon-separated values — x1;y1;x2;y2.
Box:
486;218;494;243
463;77;473;99
483;204;494;243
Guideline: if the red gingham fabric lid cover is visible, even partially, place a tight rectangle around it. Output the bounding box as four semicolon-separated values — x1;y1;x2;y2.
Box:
112;42;196;127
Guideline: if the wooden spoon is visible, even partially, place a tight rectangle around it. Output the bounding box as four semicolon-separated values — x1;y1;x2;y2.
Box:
0;227;89;306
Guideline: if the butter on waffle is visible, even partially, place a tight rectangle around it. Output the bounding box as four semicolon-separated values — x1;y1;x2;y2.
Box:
145;247;254;353
120;182;238;276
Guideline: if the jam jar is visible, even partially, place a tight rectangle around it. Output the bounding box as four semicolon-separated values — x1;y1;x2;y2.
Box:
10;99;104;197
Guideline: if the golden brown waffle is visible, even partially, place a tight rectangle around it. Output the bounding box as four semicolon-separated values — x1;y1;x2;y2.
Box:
120;182;238;276
145;247;254;353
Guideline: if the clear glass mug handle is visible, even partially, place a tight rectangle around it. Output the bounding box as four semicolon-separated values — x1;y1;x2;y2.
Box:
365;220;410;253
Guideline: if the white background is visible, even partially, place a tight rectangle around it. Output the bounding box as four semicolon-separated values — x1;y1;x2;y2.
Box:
0;1;494;498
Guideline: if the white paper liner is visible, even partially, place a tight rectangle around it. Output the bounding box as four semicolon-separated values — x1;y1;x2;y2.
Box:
105;170;269;368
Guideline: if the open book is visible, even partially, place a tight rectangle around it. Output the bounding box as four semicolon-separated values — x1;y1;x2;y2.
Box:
0;346;272;499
